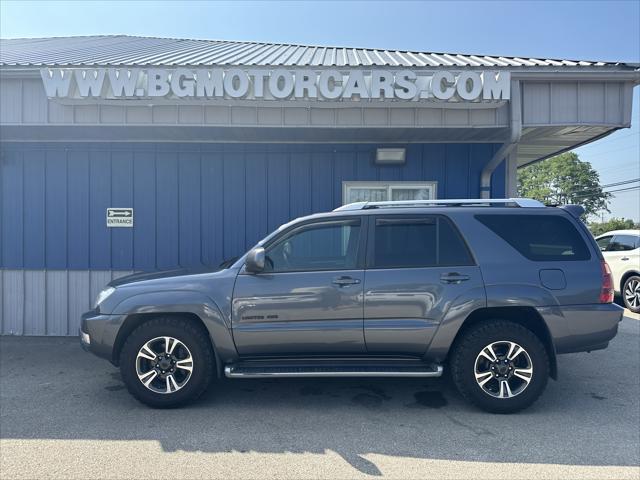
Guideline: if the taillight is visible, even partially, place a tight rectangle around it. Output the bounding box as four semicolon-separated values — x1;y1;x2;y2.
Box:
600;261;614;303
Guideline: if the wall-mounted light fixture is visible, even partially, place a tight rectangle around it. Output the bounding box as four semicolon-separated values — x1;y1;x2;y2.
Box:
375;147;406;165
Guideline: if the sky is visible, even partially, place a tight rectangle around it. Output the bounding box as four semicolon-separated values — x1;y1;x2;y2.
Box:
1;0;639;221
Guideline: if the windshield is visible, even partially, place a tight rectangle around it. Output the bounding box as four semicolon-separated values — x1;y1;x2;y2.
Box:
218;256;239;269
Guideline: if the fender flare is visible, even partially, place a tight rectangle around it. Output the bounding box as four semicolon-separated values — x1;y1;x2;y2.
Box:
109;290;239;366
427;284;560;379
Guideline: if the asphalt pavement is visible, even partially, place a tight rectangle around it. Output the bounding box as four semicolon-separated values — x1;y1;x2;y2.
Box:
0;313;639;479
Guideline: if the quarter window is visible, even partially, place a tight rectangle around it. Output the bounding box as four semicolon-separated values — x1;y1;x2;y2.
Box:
476;214;591;261
371;216;473;268
264;220;361;272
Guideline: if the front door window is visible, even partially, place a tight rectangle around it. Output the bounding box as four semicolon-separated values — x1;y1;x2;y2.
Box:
264;220;361;273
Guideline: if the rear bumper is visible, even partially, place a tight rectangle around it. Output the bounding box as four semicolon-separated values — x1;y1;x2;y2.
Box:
80;309;125;364
538;303;624;355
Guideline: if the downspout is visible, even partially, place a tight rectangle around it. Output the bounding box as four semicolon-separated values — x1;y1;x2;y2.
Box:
480;80;522;198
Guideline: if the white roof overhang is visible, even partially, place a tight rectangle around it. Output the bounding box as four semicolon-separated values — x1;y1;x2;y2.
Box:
1;35;638;167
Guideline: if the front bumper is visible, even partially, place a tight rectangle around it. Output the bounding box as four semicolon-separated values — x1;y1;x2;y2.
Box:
80;329;91;351
80;309;125;363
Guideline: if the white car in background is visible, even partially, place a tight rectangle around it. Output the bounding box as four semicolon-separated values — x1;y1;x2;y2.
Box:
595;230;640;313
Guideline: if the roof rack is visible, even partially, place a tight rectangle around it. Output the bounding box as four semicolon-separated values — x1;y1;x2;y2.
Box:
333;198;545;211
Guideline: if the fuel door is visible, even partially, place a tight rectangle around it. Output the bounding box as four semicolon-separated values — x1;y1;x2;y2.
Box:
539;269;567;290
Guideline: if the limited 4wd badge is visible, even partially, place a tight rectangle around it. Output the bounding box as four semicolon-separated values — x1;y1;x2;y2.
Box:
106;208;133;228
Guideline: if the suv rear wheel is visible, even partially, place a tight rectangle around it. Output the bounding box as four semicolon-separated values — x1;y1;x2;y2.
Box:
450;320;549;414
119;317;214;408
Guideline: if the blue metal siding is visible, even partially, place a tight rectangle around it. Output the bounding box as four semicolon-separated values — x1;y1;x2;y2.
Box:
67;150;90;269
133;151;156;269
179;152;201;267
491;158;506;198
111;150;134;269
1;142;503;270
200;152;224;266
245;152;269;247
23;151;46;268
156;152;179;270
45;149;68;269
89;150;111;268
1;149;23;268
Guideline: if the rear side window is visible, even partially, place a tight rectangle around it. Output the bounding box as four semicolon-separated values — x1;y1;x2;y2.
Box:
372;216;474;268
609;235;639;251
476;214;590;261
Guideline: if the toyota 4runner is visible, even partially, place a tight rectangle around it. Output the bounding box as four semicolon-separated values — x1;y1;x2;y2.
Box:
81;198;623;413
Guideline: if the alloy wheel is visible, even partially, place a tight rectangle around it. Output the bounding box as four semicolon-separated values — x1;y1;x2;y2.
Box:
624;278;640;309
136;336;194;394
474;341;533;399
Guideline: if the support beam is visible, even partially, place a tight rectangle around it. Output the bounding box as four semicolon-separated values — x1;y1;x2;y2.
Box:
481;80;522;198
505;148;519;197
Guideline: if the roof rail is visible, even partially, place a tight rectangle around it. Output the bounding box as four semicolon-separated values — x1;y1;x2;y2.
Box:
333;198;545;211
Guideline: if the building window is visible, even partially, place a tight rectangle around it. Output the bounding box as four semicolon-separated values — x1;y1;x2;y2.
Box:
342;181;437;204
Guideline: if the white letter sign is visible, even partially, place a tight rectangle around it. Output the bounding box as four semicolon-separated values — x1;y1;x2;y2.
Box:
40;68;511;103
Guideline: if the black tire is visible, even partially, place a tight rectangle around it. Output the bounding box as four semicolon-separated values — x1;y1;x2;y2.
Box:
450;320;549;414
622;275;640;313
119;317;214;408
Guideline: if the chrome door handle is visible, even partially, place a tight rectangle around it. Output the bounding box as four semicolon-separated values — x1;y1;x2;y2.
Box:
332;276;361;287
440;273;470;284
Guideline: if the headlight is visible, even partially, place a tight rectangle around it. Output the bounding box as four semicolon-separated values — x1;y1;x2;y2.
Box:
94;287;115;309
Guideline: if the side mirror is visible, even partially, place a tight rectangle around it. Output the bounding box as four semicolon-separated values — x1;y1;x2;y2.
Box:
245;247;265;273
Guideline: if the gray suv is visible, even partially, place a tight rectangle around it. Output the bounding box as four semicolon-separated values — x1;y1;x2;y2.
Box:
81;198;623;413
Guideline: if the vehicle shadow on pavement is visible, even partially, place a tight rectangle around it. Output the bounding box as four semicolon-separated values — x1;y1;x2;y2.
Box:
1;317;639;477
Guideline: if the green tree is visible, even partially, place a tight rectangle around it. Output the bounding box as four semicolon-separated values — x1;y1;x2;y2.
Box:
517;152;611;218
588;218;639;237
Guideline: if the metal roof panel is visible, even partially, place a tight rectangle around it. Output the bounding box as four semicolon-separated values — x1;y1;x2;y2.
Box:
0;35;636;69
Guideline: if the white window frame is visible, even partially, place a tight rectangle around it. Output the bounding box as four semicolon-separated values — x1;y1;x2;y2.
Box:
342;181;438;205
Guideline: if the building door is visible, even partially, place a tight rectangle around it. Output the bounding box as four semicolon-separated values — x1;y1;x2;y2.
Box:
231;218;367;356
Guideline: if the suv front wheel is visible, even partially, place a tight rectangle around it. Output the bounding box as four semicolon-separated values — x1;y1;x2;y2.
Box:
119;317;214;408
450;320;549;414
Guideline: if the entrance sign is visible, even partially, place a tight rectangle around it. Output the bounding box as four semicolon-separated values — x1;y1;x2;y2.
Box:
106;208;133;228
41;68;510;102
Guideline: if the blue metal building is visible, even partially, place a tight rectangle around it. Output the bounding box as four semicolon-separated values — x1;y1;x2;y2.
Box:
1;36;638;335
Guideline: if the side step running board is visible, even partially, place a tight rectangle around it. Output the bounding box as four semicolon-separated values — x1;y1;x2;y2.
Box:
224;364;443;378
